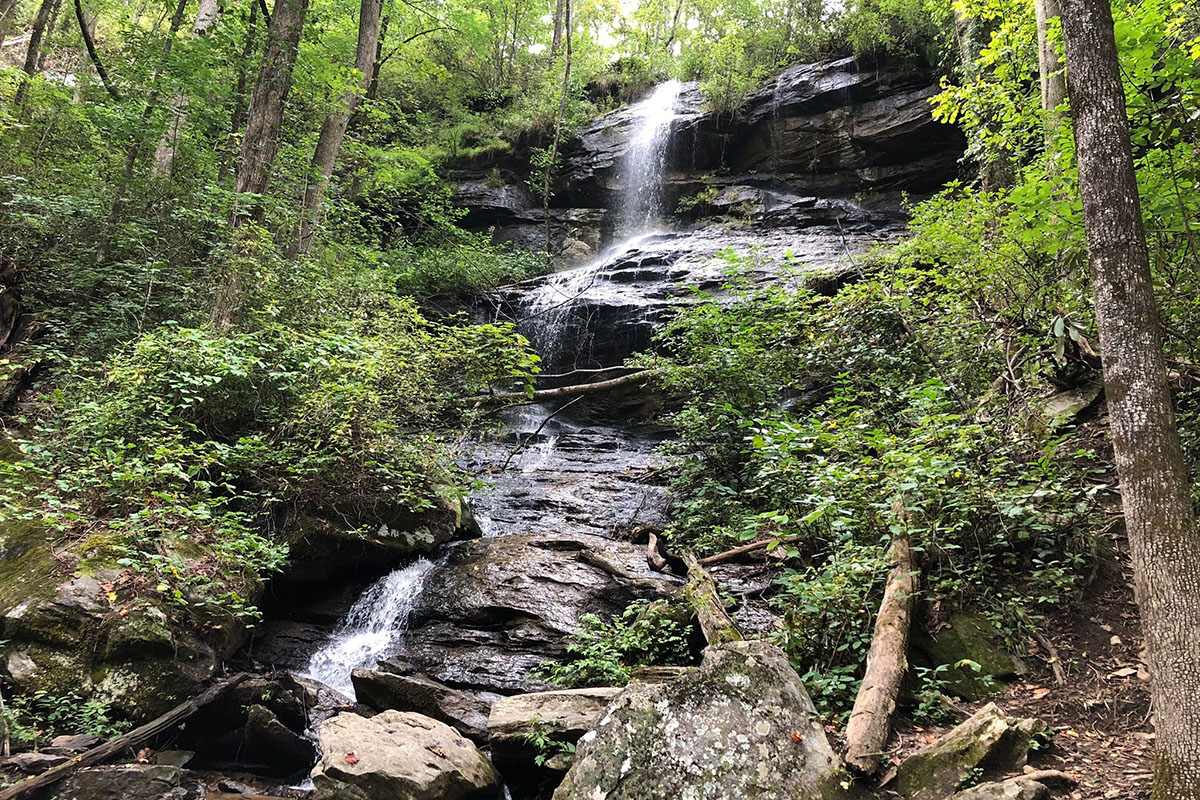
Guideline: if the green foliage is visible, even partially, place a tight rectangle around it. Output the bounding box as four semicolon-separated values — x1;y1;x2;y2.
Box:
0;688;130;750
522;716;579;767
533;600;693;688
642;255;1104;716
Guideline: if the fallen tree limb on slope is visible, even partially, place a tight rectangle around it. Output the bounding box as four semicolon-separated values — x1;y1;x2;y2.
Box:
0;673;249;800
843;533;918;775
682;553;742;646
483;369;654;404
698;535;804;567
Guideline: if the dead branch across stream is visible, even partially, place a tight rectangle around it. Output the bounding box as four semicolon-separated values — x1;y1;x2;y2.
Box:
0;673;249;800
484;368;655;405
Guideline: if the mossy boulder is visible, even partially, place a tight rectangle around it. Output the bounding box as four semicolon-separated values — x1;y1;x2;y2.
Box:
893;703;1048;800
552;640;847;800
911;612;1023;700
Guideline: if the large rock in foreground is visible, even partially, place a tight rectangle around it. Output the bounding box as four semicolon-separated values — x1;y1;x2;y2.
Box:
553;640;845;800
488;686;623;771
893;703;1047;800
311;710;501;800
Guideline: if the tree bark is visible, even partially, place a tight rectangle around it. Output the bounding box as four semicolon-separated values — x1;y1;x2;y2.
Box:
843;534;918;775
232;0;307;205
542;0;570;254
681;553;742;646
1059;0;1200;796
34;0;62;71
287;0;382;258
213;0;308;326
550;0;564;54
219;0;262;183
12;0;56;106
1034;0;1066;134
150;0;221;177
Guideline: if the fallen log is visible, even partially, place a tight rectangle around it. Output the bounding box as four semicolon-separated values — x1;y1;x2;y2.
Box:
843;534;918;775
0;673;249;800
697;535;804;567
681;553;742;646
484;369;654;404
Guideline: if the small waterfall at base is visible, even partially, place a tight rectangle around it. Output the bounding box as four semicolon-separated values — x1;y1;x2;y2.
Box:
298;558;434;697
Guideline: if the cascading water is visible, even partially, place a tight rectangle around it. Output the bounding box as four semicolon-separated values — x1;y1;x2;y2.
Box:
298;558;434;697
621;80;684;230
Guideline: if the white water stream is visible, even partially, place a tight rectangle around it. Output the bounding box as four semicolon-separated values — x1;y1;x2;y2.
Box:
298;558;434;697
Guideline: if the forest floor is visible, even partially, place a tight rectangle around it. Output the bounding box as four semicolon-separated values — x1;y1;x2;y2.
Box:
888;538;1153;800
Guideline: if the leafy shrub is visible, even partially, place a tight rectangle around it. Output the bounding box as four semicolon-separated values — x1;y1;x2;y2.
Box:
533;600;693;688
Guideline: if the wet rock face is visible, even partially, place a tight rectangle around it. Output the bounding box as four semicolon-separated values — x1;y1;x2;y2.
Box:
381;533;679;697
553;640;846;800
311;710;501;800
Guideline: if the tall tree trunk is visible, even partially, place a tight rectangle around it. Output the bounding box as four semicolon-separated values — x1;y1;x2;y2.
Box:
151;0;221;177
213;0;307;326
542;0;570;255
232;0;307;205
550;0;563;54
219;0;262;183
1034;0;1066;134
1059;0;1200;797
13;0;56;106
287;0;382;258
34;0;62;70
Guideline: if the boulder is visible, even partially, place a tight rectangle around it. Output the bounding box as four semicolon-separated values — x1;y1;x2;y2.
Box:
351;669;500;742
383;533;676;697
57;764;205;800
553;640;845;800
1;751;68;774
311;710;501;800
912;613;1023;700
46;732;103;754
893;703;1048;800
948;779;1051;800
488;687;623;771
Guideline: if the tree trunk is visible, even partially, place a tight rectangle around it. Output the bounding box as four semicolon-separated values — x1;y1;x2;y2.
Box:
0;0;22;40
843;533;918;775
219;0;262;183
550;0;564;54
73;0;120;99
287;0;382;258
232;0;307;204
214;0;307;326
1034;0;1066;134
34;0;62;71
150;0;221;177
542;0;570;254
1059;0;1200;796
13;0;56;106
681;553;742;646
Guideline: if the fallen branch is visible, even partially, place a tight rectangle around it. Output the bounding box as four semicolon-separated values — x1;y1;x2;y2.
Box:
1017;608;1067;687
484;369;654;404
843;533;918;775
646;532;686;575
697;535;804;567
681;553;741;646
0;673;249;800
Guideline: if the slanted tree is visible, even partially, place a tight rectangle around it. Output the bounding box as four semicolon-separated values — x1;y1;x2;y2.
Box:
1059;0;1200;796
288;0;383;258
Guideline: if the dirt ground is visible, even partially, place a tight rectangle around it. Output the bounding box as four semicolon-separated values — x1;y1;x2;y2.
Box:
888;538;1154;800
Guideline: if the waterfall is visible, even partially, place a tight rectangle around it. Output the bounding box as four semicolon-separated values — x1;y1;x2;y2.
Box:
622;79;684;230
298;558;434;697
